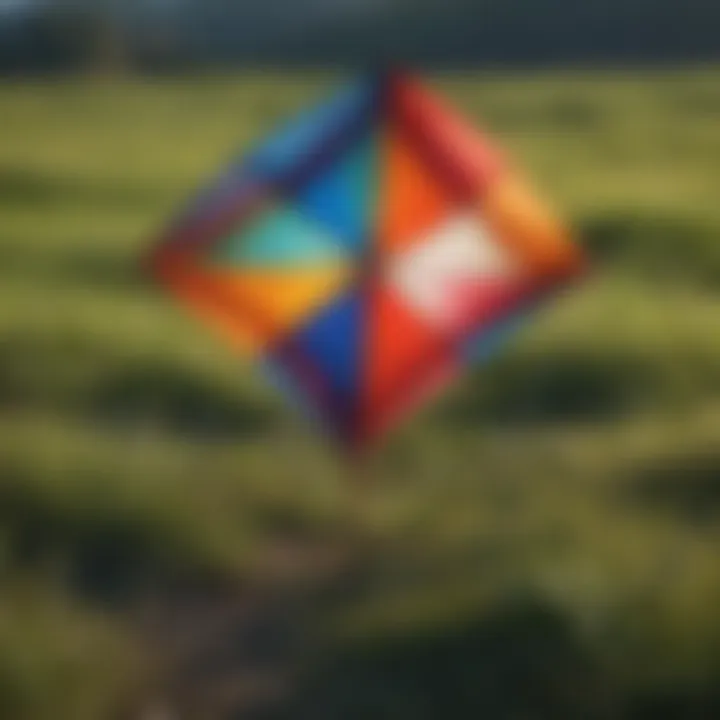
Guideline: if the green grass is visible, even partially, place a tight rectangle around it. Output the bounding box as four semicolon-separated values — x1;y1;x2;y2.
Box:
1;68;720;718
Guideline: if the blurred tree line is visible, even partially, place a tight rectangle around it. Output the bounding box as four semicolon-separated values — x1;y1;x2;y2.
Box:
0;0;718;75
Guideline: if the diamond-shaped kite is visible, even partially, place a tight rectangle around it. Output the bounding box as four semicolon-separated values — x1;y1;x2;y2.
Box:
149;71;584;454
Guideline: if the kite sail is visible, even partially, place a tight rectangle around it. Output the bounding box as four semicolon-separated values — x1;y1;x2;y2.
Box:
149;71;585;454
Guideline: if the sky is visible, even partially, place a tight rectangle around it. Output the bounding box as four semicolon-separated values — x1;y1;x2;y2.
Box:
0;0;32;12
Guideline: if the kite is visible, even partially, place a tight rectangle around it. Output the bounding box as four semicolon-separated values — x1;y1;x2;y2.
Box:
149;71;585;455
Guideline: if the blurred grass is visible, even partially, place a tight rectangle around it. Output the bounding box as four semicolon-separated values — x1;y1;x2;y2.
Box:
0;68;719;718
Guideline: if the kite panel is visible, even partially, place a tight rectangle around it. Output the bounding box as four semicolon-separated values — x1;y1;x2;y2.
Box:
207;205;346;269
154;177;266;256
361;281;453;443
377;123;455;254
295;133;378;256
386;212;523;331
159;77;377;259
388;72;505;201
168;166;252;233
247;79;378;187
152;256;266;355
364;353;457;449
194;264;352;344
278;292;363;440
482;175;584;279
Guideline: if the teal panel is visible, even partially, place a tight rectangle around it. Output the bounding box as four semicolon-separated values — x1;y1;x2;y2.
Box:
209;206;346;269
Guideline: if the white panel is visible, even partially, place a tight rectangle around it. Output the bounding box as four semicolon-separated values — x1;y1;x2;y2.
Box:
387;212;519;326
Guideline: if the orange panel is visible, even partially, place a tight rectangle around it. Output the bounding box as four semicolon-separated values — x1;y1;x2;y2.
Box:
377;125;455;254
360;282;453;445
482;175;584;280
152;255;266;355
152;249;351;355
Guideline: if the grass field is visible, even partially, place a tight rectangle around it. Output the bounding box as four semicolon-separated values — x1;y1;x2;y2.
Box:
1;68;720;718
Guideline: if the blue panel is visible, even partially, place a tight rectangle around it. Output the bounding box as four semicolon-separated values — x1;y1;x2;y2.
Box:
295;134;376;255
247;79;376;182
296;293;362;399
161;77;377;257
260;355;349;448
210;207;345;268
280;293;362;437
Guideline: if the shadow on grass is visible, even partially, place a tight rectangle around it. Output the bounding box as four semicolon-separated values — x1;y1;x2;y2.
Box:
579;210;720;287
0;467;215;605
0;243;152;292
626;448;720;526
444;349;651;426
286;595;720;720
0;165;167;211
62;250;151;291
85;363;277;440
0;332;277;440
290;597;613;719
669;87;720;117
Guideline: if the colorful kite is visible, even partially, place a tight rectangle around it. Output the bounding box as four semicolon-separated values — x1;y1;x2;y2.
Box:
150;71;584;454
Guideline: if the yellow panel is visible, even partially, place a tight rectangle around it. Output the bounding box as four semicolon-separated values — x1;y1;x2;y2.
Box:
206;263;353;339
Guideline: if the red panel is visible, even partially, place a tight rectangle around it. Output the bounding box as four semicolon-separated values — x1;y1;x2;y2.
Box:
363;353;457;451
387;72;506;202
360;281;456;448
442;274;537;337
